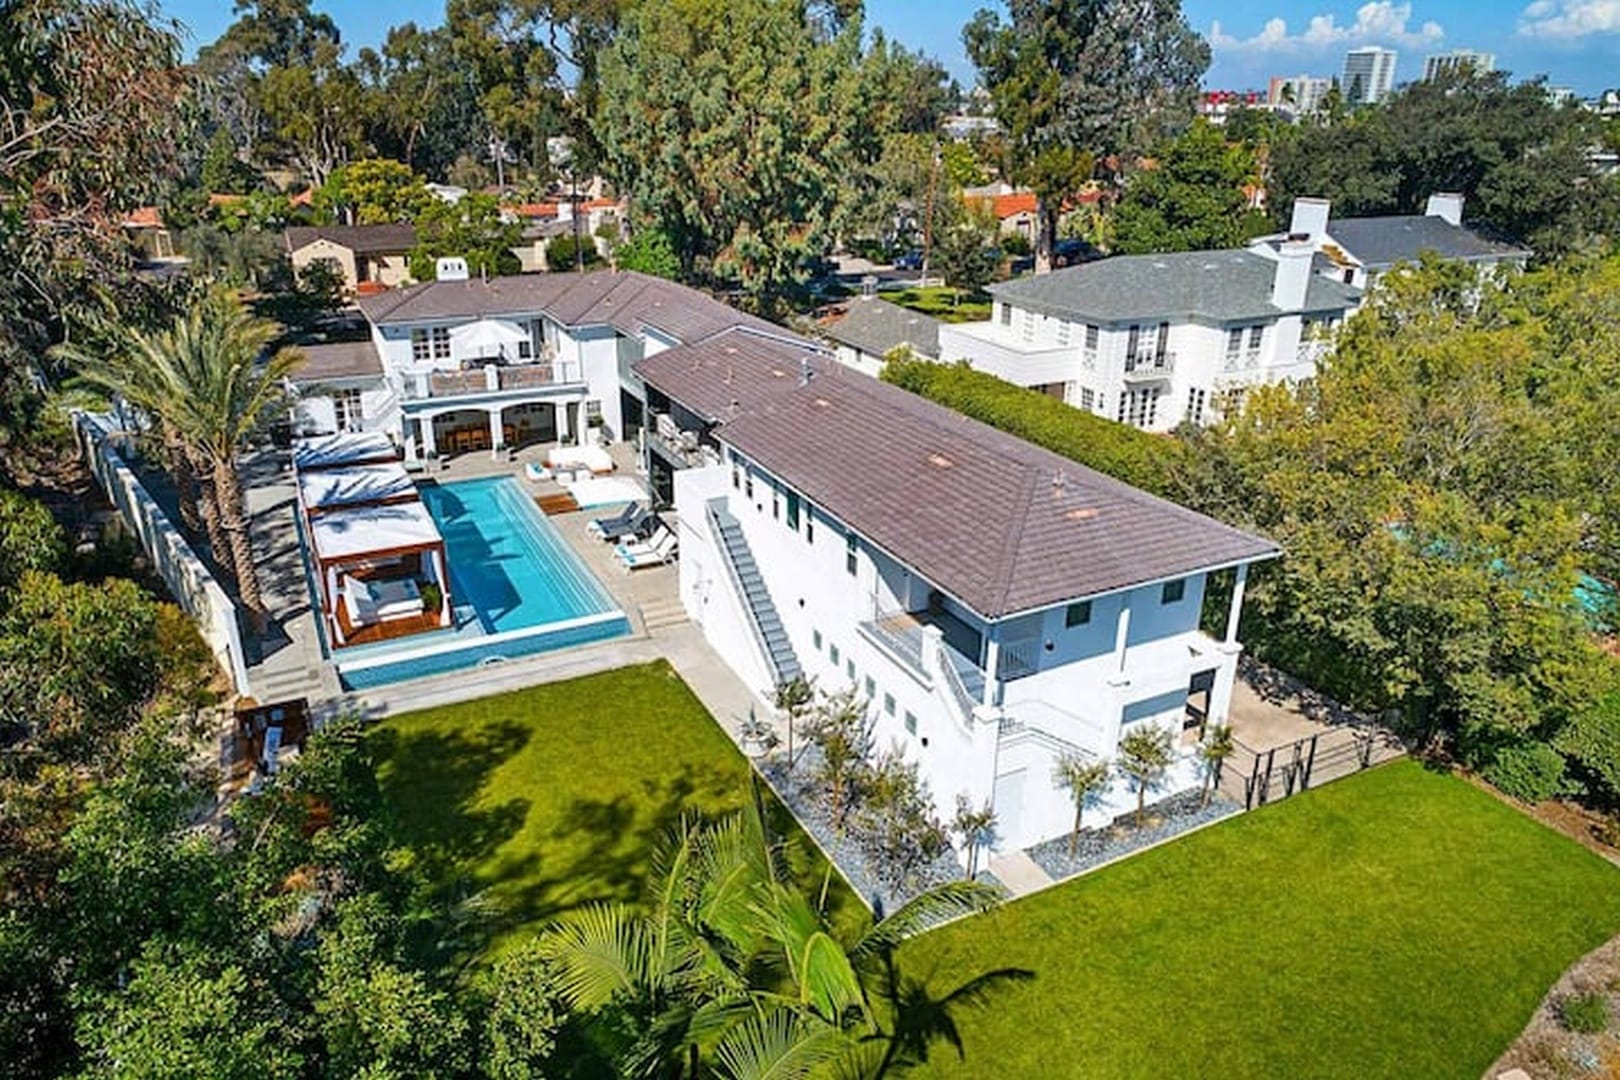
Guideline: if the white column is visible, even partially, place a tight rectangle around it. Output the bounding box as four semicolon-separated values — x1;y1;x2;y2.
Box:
488;408;504;459
1113;596;1132;673
430;547;450;626
557;400;573;444
982;638;1000;706
420;414;438;457
1224;563;1249;645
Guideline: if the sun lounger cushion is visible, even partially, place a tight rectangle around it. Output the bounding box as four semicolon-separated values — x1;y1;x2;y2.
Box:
545;444;615;475
343;575;424;625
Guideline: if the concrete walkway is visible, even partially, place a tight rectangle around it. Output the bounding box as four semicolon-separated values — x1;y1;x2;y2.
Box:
988;849;1055;897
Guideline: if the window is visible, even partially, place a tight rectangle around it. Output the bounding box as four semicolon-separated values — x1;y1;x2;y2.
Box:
1155;322;1170;360
845;532;858;576
518;340;533;360
1161;579;1186;604
904;711;918;735
813;629;823;652
999;303;1012;327
846;658;856;681
864;675;876;700
1226;327;1243;359
1085;324;1099;351
332;388;362;433
1126;324;1141;360
745;472;754;499
410;328;431;363
786;490;800;531
1248;325;1264;351
1020;309;1036;344
1079;387;1095;412
1065;600;1092;627
771;486;780;520
1187;387;1207;426
429;326;450;360
804;503;814;543
1121;388;1161;429
884;693;896;716
1056;320;1071;347
829;643;840;665
731;461;740;489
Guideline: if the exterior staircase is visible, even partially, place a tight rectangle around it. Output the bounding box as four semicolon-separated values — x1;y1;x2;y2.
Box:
706;499;801;685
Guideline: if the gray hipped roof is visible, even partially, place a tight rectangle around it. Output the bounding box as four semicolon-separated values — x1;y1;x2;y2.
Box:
987;249;1361;325
636;331;1278;620
822;296;941;359
356;269;782;344
283;224;418;255
1326;215;1532;269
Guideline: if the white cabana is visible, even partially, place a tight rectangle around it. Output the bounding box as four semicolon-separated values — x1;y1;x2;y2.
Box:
307;502;451;643
297;462;416;516
293;431;397;472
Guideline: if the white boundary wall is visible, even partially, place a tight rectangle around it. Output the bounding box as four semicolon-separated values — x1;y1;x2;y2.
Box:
76;412;252;696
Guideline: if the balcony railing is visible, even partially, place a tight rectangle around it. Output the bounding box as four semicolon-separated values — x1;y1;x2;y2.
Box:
1295;339;1331;366
1123;352;1175;380
1223;348;1263;372
397;358;584;402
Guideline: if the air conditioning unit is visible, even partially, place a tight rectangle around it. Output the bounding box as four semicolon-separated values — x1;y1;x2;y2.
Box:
436;256;470;281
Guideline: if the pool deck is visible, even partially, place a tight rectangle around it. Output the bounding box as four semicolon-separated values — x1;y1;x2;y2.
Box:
241;439;772;743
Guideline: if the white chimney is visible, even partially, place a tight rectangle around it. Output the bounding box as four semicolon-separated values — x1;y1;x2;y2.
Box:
1271;239;1314;310
1289;197;1331;242
1425;193;1464;226
557;199;573;222
435;256;470;281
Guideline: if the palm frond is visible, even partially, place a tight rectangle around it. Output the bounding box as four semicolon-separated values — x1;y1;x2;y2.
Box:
713;1008;853;1080
849;881;1001;964
538;902;651;1010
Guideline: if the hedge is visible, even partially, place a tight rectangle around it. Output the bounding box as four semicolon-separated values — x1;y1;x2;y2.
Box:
880;357;1185;496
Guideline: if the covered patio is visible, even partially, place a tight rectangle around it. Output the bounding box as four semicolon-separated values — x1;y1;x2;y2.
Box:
307;500;452;648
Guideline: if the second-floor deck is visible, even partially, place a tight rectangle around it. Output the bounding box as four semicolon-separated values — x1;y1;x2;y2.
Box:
394;358;586;405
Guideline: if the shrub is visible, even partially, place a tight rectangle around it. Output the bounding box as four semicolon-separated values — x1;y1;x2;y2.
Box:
1595;814;1620;850
545;233;602;271
1561;992;1609;1035
881;358;1183;496
1000;232;1032;256
1482;741;1567;803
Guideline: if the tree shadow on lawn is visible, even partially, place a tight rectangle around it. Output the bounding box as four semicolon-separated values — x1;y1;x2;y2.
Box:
369;719;535;894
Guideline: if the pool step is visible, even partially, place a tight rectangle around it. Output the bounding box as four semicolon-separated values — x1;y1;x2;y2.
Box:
640;597;689;631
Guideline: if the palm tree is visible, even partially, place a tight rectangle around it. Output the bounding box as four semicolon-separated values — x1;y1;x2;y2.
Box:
1198;723;1236;806
1116;726;1175;828
949;794;997;878
538;785;1006;1078
1052;753;1112;856
68;289;302;627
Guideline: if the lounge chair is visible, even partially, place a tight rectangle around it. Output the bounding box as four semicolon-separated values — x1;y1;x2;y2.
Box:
613;523;671;560
616;529;678;570
587;501;644;539
342;575;424;625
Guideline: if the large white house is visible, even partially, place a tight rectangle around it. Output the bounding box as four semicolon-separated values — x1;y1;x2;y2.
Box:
289;267;784;488
636;330;1279;854
936;244;1362;431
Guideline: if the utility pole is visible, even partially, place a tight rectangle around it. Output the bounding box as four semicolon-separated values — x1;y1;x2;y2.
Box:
920;141;941;286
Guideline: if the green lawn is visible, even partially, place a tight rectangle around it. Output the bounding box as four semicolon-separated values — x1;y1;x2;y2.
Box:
370;661;855;953
888;286;992;324
900;760;1620;1079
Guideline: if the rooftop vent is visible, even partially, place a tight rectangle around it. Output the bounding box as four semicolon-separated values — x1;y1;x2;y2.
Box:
928;452;954;469
799;355;813;387
1065;507;1099;521
813;397;831;409
436;256;469;281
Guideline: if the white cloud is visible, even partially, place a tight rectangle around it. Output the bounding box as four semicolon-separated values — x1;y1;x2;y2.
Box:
1517;0;1620;37
1211;2;1446;53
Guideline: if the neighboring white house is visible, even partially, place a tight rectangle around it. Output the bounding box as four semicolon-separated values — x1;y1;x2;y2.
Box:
935;245;1362;431
288;267;783;493
820;295;941;376
1254;194;1533;291
636;331;1279;856
283;224;417;295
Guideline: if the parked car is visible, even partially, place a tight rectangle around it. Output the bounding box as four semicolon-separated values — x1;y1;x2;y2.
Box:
893;250;924;271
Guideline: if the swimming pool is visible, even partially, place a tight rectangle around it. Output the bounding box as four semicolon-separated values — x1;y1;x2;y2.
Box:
334;475;629;689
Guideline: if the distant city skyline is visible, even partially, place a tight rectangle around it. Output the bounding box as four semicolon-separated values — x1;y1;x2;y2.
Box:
157;0;1620;97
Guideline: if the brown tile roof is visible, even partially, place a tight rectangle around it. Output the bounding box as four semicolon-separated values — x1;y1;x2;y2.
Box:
636;331;1278;619
283;224;417;256
355;270;782;345
122;206;164;229
290;340;383;384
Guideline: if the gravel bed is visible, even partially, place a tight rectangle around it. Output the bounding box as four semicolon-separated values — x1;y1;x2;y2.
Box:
759;748;967;917
1026;789;1240;882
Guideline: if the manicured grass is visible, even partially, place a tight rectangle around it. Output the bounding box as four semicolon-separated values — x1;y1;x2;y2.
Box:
900;760;1620;1079
888;286;992;323
371;661;856;952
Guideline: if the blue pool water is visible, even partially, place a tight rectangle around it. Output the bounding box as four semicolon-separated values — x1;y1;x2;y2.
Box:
335;475;628;689
419;476;618;632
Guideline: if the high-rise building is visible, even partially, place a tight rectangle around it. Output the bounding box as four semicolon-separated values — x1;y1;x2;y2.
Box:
1267;74;1334;113
1422;49;1496;82
1341;47;1397;105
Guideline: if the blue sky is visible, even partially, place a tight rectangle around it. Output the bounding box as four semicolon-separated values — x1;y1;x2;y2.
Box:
161;0;1618;95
